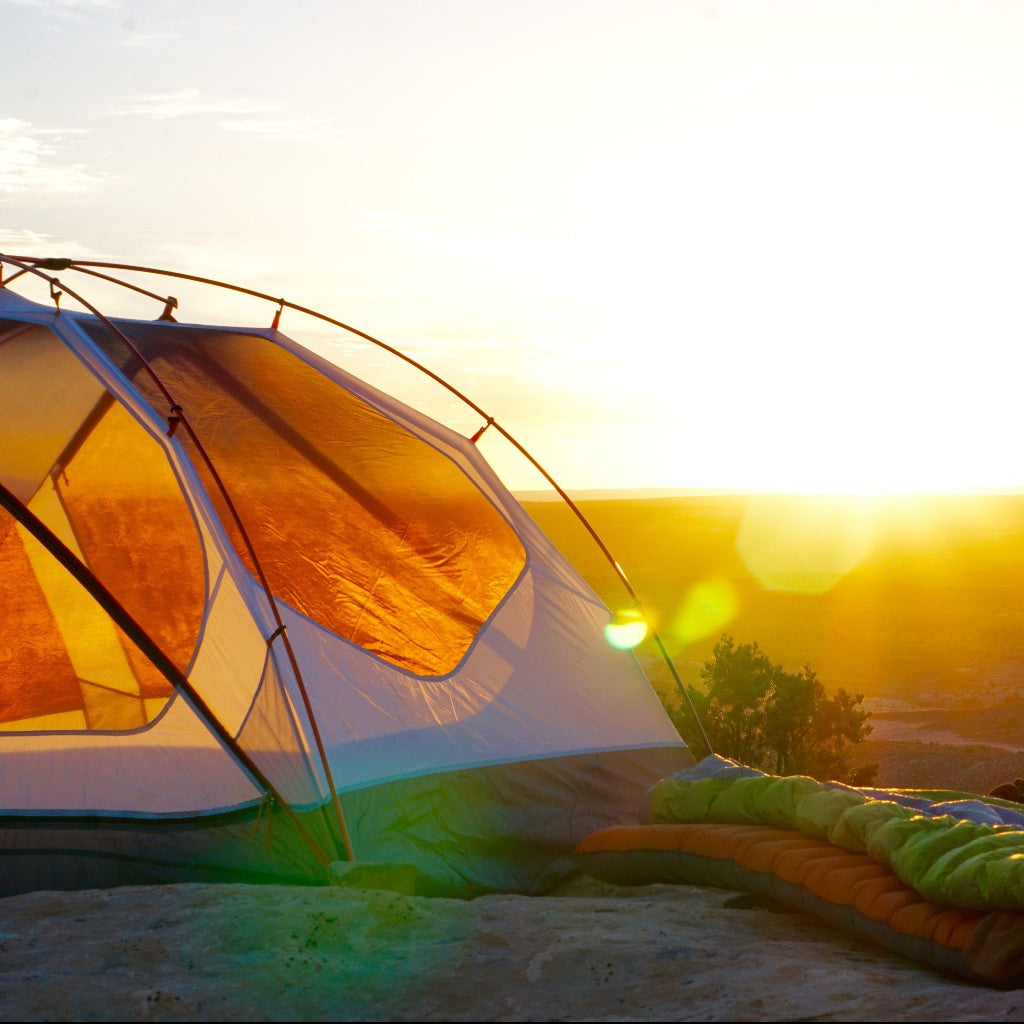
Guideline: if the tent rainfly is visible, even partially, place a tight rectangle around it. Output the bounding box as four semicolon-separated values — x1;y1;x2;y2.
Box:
0;257;692;897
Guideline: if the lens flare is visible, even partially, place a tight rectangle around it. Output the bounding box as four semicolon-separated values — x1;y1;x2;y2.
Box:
604;608;648;650
736;495;873;594
671;577;739;645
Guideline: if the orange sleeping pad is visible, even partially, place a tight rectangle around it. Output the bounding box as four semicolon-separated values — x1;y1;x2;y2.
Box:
576;823;1024;987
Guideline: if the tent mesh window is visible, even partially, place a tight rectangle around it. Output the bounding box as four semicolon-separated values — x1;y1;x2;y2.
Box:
88;323;527;677
0;322;205;731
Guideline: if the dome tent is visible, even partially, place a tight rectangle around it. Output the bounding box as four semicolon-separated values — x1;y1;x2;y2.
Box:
0;255;691;897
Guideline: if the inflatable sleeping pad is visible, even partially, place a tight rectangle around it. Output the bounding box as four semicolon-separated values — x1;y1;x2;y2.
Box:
576;759;1024;987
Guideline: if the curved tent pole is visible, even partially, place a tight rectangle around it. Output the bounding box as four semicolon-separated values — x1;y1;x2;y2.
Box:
0;254;714;758
0;255;356;860
0;480;334;872
23;258;496;421
488;421;714;758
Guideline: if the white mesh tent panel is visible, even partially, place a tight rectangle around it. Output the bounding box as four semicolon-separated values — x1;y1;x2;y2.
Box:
282;572;682;792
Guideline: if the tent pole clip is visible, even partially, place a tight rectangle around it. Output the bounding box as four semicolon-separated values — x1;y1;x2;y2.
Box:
271;299;285;331
50;279;62;313
470;416;495;444
266;624;287;647
166;404;183;437
158;296;178;322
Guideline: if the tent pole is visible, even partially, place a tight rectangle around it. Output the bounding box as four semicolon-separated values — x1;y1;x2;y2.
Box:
490;422;715;759
171;412;356;861
0;480;335;873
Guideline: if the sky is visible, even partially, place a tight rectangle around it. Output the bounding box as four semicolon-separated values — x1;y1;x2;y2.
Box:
4;0;1024;494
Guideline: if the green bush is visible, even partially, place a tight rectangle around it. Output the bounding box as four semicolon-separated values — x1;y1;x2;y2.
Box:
667;634;879;786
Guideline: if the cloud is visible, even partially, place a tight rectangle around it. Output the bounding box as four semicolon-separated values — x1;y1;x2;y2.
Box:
2;0;116;9
0;228;99;259
0;119;105;196
116;31;180;49
0;227;51;250
104;90;342;141
104;88;280;120
359;211;445;236
217;118;338;141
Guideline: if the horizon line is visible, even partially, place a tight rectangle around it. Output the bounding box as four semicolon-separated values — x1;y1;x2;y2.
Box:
513;486;1024;501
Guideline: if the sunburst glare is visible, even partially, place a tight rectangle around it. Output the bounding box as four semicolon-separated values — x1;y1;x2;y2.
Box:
671;577;740;646
736;495;875;594
604;608;648;650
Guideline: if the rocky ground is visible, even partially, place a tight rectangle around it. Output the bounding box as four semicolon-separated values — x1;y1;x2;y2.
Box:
861;738;1024;794
0;875;1021;1021
862;707;1024;795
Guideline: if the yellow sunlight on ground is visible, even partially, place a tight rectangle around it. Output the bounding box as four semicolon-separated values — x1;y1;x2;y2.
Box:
671;578;740;645
528;487;1024;701
735;496;876;594
730;492;1008;599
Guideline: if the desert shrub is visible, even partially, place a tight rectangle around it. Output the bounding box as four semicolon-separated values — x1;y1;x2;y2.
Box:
667;634;878;786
